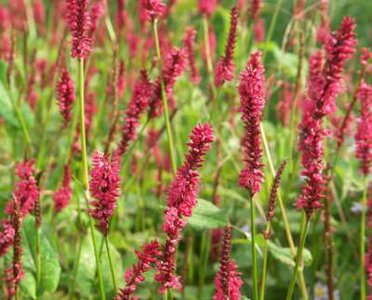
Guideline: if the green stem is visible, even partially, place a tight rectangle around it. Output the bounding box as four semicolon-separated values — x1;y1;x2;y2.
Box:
285;213;309;300
250;193;259;300
202;16;213;75
260;223;271;300
104;237;117;293
361;177;368;300
69;235;83;300
260;123;308;299
35;227;41;298
152;19;177;175
78;58;106;300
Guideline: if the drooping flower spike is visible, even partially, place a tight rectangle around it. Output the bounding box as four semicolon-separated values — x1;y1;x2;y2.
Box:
155;123;214;293
214;6;238;87
238;51;266;195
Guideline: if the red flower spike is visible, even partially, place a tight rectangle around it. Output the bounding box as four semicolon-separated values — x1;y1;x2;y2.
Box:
0;220;15;257
183;27;201;85
238;52;266;194
115;240;161;300
214;6;238;87
155;124;214;293
56;69;76;127
66;0;93;59
198;0;217;17
141;0;166;21
213;226;243;300
53;164;72;213
89;151;121;236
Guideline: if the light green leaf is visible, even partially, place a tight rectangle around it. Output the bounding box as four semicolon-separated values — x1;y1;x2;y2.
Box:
188;199;228;230
267;241;313;268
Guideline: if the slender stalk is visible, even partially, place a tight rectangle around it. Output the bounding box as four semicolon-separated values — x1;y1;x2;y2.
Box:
78;58;106;300
104;237;117;292
152;19;177;175
360;177;368;300
35;227;41;298
202;16;213;75
249;193;259;300
260;223;271;300
286;213;309;300
260;123;308;299
68;235;83;300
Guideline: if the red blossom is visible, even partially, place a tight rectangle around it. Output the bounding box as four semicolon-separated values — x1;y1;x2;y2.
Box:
0;220;15;257
155;124;214;293
115;70;152;157
183;27;201;84
214;6;238;87
89;151;121;236
53;164;72;213
213;226;243;300
249;0;262;20
56;69;76;127
198;0;217;17
238;51;266;194
355;82;372;176
253;18;265;43
140;0;166;21
66;0;93;59
90;1;104;35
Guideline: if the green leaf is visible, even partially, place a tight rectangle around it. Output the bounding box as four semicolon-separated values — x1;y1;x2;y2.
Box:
188;199;228;230
267;241;313;268
0;78;19;127
21;216;61;296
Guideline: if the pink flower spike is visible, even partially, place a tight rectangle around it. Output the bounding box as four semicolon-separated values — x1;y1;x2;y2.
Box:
183;27;201;85
56;69;76;127
66;0;93;59
53;164;72;213
141;0;166;21
90;1;105;35
0;220;15;257
89;151;121;236
214;6;238;87
198;0;217;17
238;52;266;194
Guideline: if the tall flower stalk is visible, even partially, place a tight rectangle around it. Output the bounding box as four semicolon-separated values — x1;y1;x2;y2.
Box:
65;0;105;298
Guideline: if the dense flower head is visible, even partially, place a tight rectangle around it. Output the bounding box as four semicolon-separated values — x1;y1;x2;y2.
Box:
148;47;186;118
0;220;15;257
249;0;262;20
183;27;201;84
66;0;93;59
56;69;76;127
116;0;127;31
155;124;214;293
198;0;217;17
141;0;166;21
0;6;10;31
361;48;371;66
53;164;72;213
253;18;265;42
214;6;238;87
238;51;266;194
6;160;39;217
33;0;45;27
89;151;121;236
115;240;161;300
115;70;152;157
213;226;243;300
355;82;372;176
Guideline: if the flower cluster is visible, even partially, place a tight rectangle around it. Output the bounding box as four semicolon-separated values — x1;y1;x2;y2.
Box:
355;82;372;176
155;123;214;293
56;69;76;127
89;151;121;236
148;47;186;118
183;27;200;84
53;164;72;213
198;0;217;17
66;0;93;59
249;0;262;20
0;220;15;257
296;18;356;219
115;70;152;157
141;0;166;21
214;6;238;87
90;1;104;35
115;240;161;300
213;225;243;300
238;51;266;195
6;160;39;217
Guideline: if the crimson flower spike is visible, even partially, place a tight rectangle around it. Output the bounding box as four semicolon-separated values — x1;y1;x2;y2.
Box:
65;0;93;59
53;164;72;213
296;17;357;219
141;0;166;21
155;123;214;293
183;27;201;85
89;151;121;236
213;225;243;300
115;70;153;157
56;69;76;127
198;0;217;17
355;82;372;176
115;240;161;300
238;51;266;195
214;6;238;87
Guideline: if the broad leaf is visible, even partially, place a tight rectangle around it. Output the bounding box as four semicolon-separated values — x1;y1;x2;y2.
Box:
188;199;228;230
